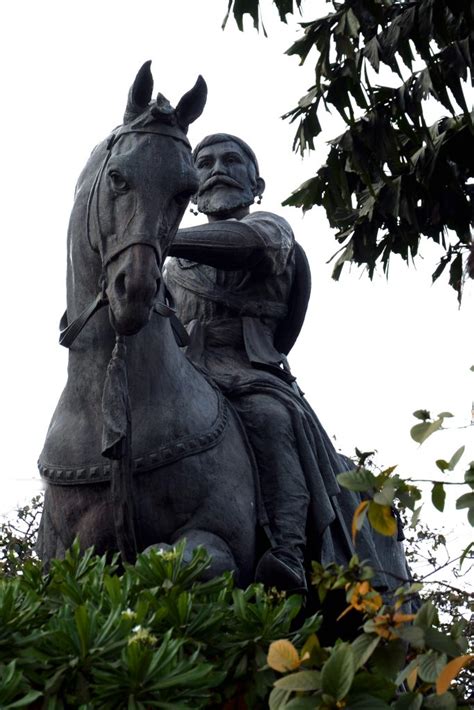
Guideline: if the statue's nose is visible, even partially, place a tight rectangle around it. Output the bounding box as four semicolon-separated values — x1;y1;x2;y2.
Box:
212;159;227;175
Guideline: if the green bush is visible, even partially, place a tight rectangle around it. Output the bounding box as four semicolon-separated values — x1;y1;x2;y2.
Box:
0;538;472;709
0;540;319;708
1;408;472;707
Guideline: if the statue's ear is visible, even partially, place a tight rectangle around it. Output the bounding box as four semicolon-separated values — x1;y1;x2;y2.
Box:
124;61;154;123
255;176;266;197
175;76;207;132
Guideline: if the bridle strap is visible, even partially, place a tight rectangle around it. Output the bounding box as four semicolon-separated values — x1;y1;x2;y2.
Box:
102;236;162;269
59;292;107;348
154;289;190;347
59;286;189;349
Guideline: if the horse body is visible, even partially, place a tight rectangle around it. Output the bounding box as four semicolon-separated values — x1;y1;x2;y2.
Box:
38;64;257;586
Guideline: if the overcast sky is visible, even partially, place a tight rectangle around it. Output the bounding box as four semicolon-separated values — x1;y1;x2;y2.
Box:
1;0;472;575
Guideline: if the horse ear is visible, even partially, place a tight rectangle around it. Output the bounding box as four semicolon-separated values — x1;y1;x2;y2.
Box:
124;61;154;123
175;76;207;132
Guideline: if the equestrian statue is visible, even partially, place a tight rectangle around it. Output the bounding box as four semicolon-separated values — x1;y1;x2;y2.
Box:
37;63;257;586
38;63;410;598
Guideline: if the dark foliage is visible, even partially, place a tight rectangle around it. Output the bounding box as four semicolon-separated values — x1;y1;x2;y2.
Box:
225;0;474;299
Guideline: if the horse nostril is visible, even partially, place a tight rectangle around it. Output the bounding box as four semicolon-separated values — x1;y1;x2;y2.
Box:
115;272;126;298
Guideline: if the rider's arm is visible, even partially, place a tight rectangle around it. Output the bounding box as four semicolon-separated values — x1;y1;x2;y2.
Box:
169;212;294;274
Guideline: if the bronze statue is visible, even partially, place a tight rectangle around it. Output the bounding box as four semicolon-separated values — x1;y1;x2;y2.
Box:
165;133;411;593
37;64;259;586
37;64;410;600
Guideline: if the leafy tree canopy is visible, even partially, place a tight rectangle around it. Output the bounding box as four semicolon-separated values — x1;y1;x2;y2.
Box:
225;0;474;299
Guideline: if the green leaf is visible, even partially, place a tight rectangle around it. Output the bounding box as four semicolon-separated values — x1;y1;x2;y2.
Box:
351;634;381;669
423;691;457;709
456;492;474;509
460;541;474;568
6;692;44;709
448;446;465;470
392;692;423;710
464;462;474;488
410;418;443;444
396;658;419;688
345;8;360;38
418;651;447;683
274;670;322;691
74;605;90;659
431;482;446;512
449;253;463;300
285;698;320;710
413;410;430;421
435;459;450;473
268;687;291;710
410;506;422;528
346;694;390;709
396;625;425;649
414;602;438;630
424;628;461;657
367;502;397;537
226;0;260;31
349;671;396;701
337;468;376;492
370;639;407;679
373;482;396;506
321;643;355;700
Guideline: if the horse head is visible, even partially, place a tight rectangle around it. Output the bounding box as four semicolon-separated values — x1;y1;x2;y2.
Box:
88;61;207;336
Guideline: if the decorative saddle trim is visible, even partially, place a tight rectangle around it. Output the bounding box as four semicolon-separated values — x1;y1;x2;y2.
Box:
39;390;228;486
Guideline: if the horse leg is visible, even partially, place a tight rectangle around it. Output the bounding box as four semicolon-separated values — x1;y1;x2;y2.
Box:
170;529;237;582
36;488;68;566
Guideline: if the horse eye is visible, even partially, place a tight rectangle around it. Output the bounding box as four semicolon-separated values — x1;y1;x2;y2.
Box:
108;170;129;192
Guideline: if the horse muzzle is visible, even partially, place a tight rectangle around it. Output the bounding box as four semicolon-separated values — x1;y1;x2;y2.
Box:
106;243;161;336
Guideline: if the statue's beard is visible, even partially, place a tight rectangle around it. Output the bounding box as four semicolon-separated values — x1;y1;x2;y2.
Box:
196;185;255;217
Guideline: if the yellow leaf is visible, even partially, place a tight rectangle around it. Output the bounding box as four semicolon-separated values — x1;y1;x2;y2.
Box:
407;665;418;691
337;604;354;621
367;501;398;537
267;639;301;673
352;500;369;543
300;633;320;662
436;654;474;694
371;615;394;640
362;591;383;614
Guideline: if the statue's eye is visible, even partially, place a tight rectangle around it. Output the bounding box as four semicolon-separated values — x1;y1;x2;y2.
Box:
108;170;129;192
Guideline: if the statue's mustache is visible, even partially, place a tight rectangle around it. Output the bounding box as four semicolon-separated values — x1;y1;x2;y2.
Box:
198;175;243;195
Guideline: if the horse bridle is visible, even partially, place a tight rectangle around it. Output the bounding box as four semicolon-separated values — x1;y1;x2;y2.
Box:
59;122;191;349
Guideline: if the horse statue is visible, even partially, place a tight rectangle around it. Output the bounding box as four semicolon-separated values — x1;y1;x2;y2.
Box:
37;62;258;586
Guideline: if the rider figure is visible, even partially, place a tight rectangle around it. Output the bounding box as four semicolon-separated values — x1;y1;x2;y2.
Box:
165;133;406;593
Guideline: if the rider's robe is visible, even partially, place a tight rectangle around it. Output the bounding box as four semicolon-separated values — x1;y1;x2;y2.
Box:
165;211;411;591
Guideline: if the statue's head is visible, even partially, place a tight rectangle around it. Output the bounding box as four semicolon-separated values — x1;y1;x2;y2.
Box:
192;133;265;219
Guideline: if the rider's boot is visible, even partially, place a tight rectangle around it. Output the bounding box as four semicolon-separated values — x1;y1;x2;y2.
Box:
254;497;308;594
255;544;307;594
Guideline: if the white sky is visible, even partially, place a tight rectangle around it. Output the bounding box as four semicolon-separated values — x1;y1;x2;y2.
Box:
0;0;473;575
